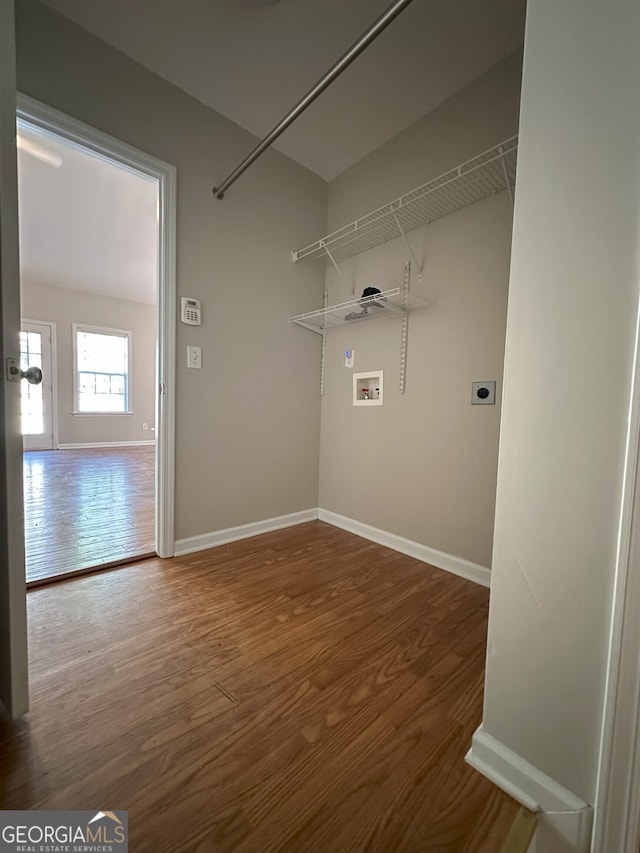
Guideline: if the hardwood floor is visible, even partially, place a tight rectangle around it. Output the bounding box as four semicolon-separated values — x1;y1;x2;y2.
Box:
0;522;519;852
23;446;155;585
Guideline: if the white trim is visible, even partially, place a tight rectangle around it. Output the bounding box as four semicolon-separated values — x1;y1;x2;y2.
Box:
466;727;592;853
175;509;319;556
57;441;155;449
155;150;177;558
50;322;59;449
175;507;492;588
466;726;588;812
593;456;640;850
70;411;134;417
1;0;29;717
21;318;58;450
318;508;491;587
17;94;177;559
590;262;640;853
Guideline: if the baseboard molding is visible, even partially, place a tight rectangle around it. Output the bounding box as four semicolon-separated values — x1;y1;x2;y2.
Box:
174;509;319;556
317;508;491;588
174;508;492;589
466;726;592;853
57;441;156;449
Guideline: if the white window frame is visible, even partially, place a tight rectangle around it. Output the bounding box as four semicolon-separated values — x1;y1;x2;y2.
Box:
72;322;133;416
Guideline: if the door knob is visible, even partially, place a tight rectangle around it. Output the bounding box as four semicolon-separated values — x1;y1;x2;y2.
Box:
5;358;43;385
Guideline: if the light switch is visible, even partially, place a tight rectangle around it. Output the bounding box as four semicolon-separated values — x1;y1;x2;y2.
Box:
187;346;201;369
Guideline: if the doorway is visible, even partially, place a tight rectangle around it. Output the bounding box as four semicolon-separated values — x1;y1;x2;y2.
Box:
16;95;176;583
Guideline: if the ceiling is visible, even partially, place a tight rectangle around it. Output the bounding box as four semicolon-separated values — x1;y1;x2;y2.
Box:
17;121;159;304
40;0;527;181
19;0;526;304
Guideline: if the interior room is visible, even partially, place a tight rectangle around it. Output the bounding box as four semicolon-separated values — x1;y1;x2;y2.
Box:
18;122;158;582
2;1;640;852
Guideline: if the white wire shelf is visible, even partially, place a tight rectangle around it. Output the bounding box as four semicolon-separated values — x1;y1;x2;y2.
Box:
289;287;427;334
292;136;518;265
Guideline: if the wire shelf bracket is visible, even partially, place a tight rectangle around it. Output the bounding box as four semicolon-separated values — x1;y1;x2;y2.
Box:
498;142;515;208
292;135;518;267
324;245;353;297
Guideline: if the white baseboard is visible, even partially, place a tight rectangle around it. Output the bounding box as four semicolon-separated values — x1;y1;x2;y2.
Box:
317;508;491;587
174;509;319;556
466;726;592;853
174;508;491;590
57;440;156;449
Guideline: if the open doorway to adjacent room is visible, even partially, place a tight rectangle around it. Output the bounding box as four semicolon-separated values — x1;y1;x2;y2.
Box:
17;115;160;585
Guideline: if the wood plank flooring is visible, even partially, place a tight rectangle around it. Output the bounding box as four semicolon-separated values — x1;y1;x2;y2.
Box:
23;446;155;584
0;522;519;852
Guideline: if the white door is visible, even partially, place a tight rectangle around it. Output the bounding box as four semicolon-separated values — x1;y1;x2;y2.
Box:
20;321;54;450
0;0;29;718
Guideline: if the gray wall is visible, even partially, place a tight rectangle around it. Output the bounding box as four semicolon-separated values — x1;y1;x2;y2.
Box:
483;0;640;803
15;0;327;540
319;51;522;568
21;280;156;445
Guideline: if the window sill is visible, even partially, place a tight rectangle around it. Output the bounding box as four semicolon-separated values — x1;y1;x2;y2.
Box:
72;412;133;417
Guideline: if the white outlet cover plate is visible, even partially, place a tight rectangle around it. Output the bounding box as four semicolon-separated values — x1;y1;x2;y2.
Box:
471;380;496;405
187;345;202;369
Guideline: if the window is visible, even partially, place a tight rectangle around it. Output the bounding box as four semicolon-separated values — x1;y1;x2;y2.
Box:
74;324;132;414
19;330;44;434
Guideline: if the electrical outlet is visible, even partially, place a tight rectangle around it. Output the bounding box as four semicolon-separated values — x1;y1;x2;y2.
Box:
345;349;355;368
142;423;148;431
471;381;496;405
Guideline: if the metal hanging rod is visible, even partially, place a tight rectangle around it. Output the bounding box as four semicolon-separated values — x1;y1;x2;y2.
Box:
212;0;417;200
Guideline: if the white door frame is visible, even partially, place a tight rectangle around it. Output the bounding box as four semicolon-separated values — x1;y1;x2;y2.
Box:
0;0;29;719
21;319;57;451
16;94;177;558
591;296;640;851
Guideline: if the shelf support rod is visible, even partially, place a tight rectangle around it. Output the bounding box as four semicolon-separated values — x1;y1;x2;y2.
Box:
320;290;328;396
325;245;354;297
392;211;423;279
212;0;417;199
400;261;410;394
499;146;514;208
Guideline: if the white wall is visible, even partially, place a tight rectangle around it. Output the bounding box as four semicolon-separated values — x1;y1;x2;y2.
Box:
15;0;327;540
482;0;640;805
21;280;156;445
319;51;522;568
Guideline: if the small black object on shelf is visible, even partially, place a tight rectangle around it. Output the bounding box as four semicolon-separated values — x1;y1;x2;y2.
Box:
345;287;387;321
359;286;386;309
